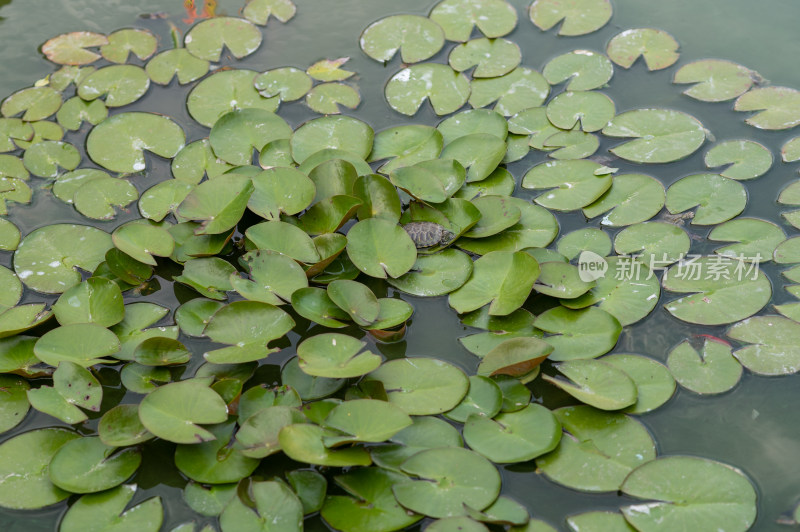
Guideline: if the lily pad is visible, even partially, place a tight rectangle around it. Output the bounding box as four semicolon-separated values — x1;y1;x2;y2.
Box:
546;91;615;132
734;86;800;130
441;133;506;182
667;339;742;394
52;277;124;327
86;112;185;173
662;256;771;325
187;70;278;128
606;28;679;70
370;125;443;174
243;0;297;25
614;221;690;267
279;423;371;467
73;176;138;220
246;221;320;263
602;109;705;163
360;15;445;63
185;17;262;61
203;300;294;363
522;160;612;211
297;333;381;378
34;323;120;367
42;32;108;65
709;218;785;262
77;65;150;107
1;87;61;121
22;140;80;178
101;28;157;63
704;140;772;180
177;174;253;234
112;220;174;266
306;83;360;114
49;436;141;493
388;248;473;296
254;67;312;101
543;50;614;91
464;403;560;464
529;0;612;36
209;109;292;166
582;173;665;226
543;359;638;410
175;421;259;484
603;354;675;414
307;58;355;82
146;48;210;85
621;456;757;532
469;67;550;116
346;218;417;279
219;480;303;532
386;64;470;116
391;159;465;203
430;0;517;41
535;306;621;361
727;315;800;376
291;115;373;164
449;38;521;78
673;59;756;102
98;404;153;446
665;173;747;225
60;485;162;532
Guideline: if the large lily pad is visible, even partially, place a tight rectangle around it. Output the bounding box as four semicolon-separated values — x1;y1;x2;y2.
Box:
346;218;417;279
602;109;705;163
463;404;560;463
727;316;800;376
734;86;800;130
667;339;742;394
60;485;162;532
185;17;262;61
535;306;621;361
430;0;517;41
529;0;612;36
673;59;756;102
385;64;471;116
543;359;638;410
187;70;278;128
297;333;381;378
291;115;373;164
360;15;445;63
138;379;229;443
543;50;614;91
469;67;550;116
522;160;612;211
449;38;521;78
49;436;141;494
606;28;680;70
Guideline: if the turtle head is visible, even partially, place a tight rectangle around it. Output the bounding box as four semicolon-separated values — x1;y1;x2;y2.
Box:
441;229;456;246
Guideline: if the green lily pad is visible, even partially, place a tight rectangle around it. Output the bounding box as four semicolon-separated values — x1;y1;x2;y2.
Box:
235;405;305;458
370;125;443;174
662;256;771;325
360;15;444;63
232;249;308;305
15;120;65;150
582;173;665;226
464;403;560;463
665;173;747;225
557;228;611;260
203;300;294;363
22;140;80;178
177;174;253;234
184;482;237;517
243;0;297;25
709;218;784;262
98;404;153;446
101;28;157;63
138;378;228;444
390;159;465;203
544;359;638;410
0;118;33;152
299;195;362;234
430;0;517;41
327;279;379;326
704;139;772;180
364;357;469;415
602;354;675;414
441;133;506;182
219;480;303;532
321;467;422;532
60;485;162;532
77;65;150;107
386;64;470;116
522;160;612;211
458;198;558;254
1;87;61;121
279;423;371;467
0;427;79;509
42;31;108;65
546;91;615;132
323;399;412;444
138;180;195;222
449;250;539;315
667;339;742;394
282;357;346;400
449;38;521;78
537;406;656;492
307;58;355;82
112;220;174;266
187;70;278;128
306;83;361;114
346;218;417;279
602;109;705;163
209;109;292;166
86;112;185;173
535;306;621;361
394;447;500;518
111;303;178;361
254;67;312;101
291;115;373;164
185;17;262;61
614;221;690;267
246;221;320;263
466;496;529;526
175;421;259;484
469;67;550;116
782;137;800;162
49;436;141;493
621;456;757;532
290;287;350;328
0;374;28;433
727;315;800;376
606;28;679;70
388;248;473;296
445;375;503;422
145;48;210;85
73;176;137;220
134;337;191;366
673;59;756;102
533;261;594;299
543;50;614;91
734;86;800;130
353;173;402;222
34;322;119;367
463;195;521;238
297;333;381;378
543;130;599;160
52;277;124;327
566;511;635;532
529;0;612;36
438;109;508;146
174;299;224;338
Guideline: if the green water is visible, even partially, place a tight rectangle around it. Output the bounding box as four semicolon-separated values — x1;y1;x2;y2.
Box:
1;0;800;530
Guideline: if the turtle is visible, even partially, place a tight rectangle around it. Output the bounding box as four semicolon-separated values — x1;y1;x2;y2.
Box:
402;222;455;248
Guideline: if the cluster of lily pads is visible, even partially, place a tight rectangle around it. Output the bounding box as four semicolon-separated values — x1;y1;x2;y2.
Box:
5;0;800;529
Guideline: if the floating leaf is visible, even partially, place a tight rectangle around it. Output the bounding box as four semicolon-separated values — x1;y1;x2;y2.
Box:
210;109;292;166
543;50;614;91
537;406;655;492
177;174;253;234
673;59;757;102
606;28;679;70
56;96;107;131
388;248;473;296
353;173;402;222
602;354;675;414
386;64;470;116
543;359;637;410
364;357;469;415
734;86;800;130
0;375;29;433
529;0;612;36
101;28;157;63
0;428;79;509
175;421;259;483
247;221;320;263
52;277;124;327
441;133;506;182
1;87;61;121
546;91;615;132
74;176;138;220
306;83;360;114
621;456;757;532
522;160;612;211
187;70;278;128
297;333;381;378
22;140;80;178
543;130;599;160
279;423;371;467
307;58;354;82
87;112;185;173
98;404;153;446
662;256;771;325
145;48;210;86
14;224;112;293
393;447;500;518
709;218;784;262
535;306;621;361
614;221;690;266
49;436;141;494
727;315;800;376
449;250;539;316
667;339;742;394
346;218;416;279
458;198;558;254
438;109;508;145
291;115;373;164
60;484;163;532
469;67;549;116
449;38;521;78
203;300;294;363
233;249;308;305
583;173;665;226
602;109;705;163
185;17;262;61
430;0;517;41
566;512;636;532
138;378;228;444
361;15;444;64
77;65;150;107
220;480;303;532
42;32;108;65
464;404;560;463
0;118;33;152
112;220;174;266
444;376;503;423
243;0;297;25
704;140;772;180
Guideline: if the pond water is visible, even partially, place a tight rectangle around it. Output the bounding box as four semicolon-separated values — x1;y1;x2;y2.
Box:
1;0;800;530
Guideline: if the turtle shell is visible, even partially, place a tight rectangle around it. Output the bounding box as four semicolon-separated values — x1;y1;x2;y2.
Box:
403;222;446;248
